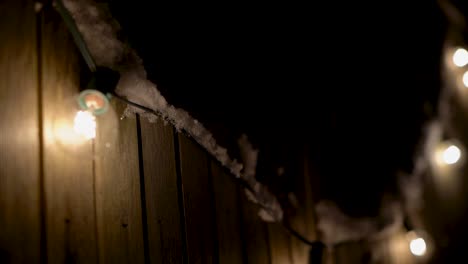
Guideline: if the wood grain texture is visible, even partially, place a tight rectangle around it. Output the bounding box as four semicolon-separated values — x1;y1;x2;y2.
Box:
0;1;40;262
239;190;271;264
94;100;145;263
289;216;309;264
268;222;292;264
41;8;97;263
290;153;318;264
178;134;217;264
210;161;245;264
139;118;184;263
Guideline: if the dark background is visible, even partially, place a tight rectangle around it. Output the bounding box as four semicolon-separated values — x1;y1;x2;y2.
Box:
108;1;446;218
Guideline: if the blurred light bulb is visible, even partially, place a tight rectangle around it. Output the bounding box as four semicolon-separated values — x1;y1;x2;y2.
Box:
442;145;461;165
73;110;96;139
410;237;426;256
463;71;468;88
453;48;468;67
51;89;115;155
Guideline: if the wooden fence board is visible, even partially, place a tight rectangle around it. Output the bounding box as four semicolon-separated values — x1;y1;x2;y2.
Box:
178;134;217;264
41;7;97;263
211;161;245;264
239;190;271;264
140;118;184;263
290;154;318;264
94;100;145;263
0;1;40;262
268;222;292;264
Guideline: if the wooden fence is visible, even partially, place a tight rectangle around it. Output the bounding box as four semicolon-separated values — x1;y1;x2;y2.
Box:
1;1;421;264
0;1;318;263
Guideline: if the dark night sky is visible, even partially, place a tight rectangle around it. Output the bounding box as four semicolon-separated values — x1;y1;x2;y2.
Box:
109;0;446;217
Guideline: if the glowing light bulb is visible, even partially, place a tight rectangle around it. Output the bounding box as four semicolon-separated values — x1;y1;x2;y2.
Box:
463;71;468;88
442;145;461;165
73;110;96;139
453;48;468;67
410;237;427;256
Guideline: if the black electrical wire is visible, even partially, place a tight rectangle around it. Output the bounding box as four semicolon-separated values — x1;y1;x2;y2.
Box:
111;92;399;250
109;92;160;117
110;92;329;248
55;0;339;250
282;220;324;247
54;2;288;243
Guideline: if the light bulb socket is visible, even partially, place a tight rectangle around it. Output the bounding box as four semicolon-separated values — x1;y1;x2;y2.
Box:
77;89;109;115
77;67;120;115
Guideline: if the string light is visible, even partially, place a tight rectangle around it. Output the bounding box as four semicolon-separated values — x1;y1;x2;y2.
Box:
73;110;96;139
433;141;463;167
452;48;468;67
463;71;468;88
405;230;432;258
54;0;455;257
77;89;109;115
409;237;427;256
52;0;327;254
442;144;461;165
53;89;109;145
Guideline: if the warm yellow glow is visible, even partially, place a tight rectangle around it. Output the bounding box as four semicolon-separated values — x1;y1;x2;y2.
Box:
73;111;96;139
434;141;463;168
453;48;468;67
463;71;468;88
442;145;461;165
410;237;426;256
54;123;80;145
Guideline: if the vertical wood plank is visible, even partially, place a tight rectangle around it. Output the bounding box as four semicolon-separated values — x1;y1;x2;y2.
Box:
290;216;309;264
386;231;415;264
94;100;145;263
290;153;318;264
41;7;97;263
268;223;292;264
140;118;184;263
289;191;306;263
178;134;217;264
211;161;245;264
239;190;271;264
0;1;40;262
